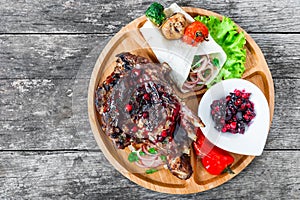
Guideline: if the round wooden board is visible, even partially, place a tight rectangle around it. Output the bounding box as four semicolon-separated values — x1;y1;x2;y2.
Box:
88;7;274;194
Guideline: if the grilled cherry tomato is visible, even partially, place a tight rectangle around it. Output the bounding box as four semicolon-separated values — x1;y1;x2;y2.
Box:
193;128;234;175
182;21;209;46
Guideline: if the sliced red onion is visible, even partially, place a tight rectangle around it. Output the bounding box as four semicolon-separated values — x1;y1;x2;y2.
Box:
198;63;214;82
137;149;159;161
149;159;164;168
191;55;208;71
135;156;163;168
189;72;199;82
133;145;165;168
183;81;197;89
141;145;152;156
184;55;219;91
134;161;148;168
141;159;160;168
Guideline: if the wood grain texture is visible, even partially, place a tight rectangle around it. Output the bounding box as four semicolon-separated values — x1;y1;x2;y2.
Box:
0;78;97;150
0;151;299;199
0;0;299;33
0;78;299;150
0;0;299;198
0;34;299;79
0;35;111;79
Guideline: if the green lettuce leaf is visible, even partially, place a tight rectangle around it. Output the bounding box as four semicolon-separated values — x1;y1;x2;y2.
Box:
194;15;247;87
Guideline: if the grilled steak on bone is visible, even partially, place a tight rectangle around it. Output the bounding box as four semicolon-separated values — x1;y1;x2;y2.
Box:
95;52;204;180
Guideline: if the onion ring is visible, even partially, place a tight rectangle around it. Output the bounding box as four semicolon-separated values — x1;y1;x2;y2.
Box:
134;151;164;168
184;55;219;91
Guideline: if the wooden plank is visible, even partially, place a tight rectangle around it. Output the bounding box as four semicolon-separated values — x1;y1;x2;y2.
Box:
0;0;297;197
0;78;299;150
0;34;299;79
0;34;111;79
0;0;299;33
251;34;300;80
0;151;299;198
0;78;98;150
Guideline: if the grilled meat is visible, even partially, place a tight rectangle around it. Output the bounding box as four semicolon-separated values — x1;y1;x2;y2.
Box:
95;52;204;180
167;153;193;180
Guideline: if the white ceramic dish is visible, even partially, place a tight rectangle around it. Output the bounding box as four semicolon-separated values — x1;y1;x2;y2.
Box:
198;79;270;156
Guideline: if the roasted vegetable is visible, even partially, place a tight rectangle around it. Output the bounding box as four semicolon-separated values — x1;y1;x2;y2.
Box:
145;2;166;26
182;21;209;46
161;13;187;40
193;128;234;175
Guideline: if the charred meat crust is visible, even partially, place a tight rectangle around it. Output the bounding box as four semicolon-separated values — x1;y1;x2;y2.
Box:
95;52;204;180
167;153;193;180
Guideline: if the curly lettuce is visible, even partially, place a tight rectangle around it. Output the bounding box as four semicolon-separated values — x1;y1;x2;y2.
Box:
194;15;246;87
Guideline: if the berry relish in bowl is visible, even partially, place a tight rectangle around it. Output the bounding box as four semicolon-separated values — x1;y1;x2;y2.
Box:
210;89;256;134
198;79;270;156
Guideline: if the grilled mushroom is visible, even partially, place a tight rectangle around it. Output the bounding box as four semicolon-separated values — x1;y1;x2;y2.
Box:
161;13;188;40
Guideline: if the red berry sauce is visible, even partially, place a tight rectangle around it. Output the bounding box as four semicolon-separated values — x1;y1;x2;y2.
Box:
210;89;256;134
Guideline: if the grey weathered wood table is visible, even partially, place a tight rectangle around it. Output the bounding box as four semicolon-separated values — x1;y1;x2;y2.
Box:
0;0;299;199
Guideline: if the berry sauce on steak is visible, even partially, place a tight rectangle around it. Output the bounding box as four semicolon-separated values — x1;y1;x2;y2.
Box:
95;52;204;180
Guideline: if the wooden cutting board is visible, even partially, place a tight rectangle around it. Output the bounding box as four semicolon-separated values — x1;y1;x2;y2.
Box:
88;7;274;194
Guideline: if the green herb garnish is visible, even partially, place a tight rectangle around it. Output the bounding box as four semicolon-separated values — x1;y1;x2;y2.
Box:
160;155;167;162
139;151;146;156
191;55;202;70
212;58;220;67
148;148;157;154
146;168;158;174
128;152;139;162
202;69;211;78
